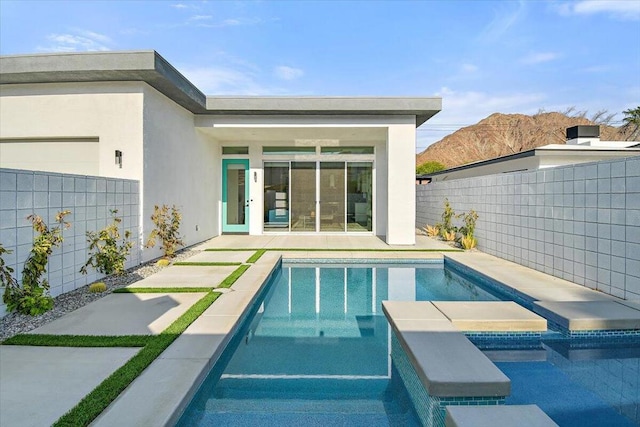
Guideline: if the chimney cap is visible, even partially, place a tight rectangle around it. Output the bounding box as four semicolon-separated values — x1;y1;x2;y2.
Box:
567;125;600;140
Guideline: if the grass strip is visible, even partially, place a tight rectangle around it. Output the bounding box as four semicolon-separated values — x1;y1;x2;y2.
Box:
246;249;266;263
218;264;251;288
113;287;213;293
2;334;151;347
173;261;241;266
205;247;462;252
53;291;221;427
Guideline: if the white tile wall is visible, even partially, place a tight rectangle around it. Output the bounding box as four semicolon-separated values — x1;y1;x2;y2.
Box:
0;168;140;317
416;157;640;300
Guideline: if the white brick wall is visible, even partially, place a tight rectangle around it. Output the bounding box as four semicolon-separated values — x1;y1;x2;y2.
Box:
0;168;140;317
416;157;640;300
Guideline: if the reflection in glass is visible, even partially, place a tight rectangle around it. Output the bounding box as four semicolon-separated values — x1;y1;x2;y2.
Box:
290;162;316;231
264;162;289;231
225;163;245;225
347;163;373;232
320;162;345;232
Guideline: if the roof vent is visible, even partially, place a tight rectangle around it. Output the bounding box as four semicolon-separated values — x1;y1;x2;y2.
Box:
566;125;600;146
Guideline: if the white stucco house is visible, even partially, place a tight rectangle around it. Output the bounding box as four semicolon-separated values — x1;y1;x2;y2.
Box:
0;51;441;260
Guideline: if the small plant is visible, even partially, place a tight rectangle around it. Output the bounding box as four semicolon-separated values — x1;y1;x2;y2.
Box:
81;210;133;276
424;225;440;237
0;244;18;290
156;259;171;267
3;211;71;315
442;230;457;242
459;210;479;239
146;205;184;259
439;199;456;238
89;282;107;293
460;235;477;250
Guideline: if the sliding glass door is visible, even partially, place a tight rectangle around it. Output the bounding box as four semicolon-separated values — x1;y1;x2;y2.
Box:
263;161;372;233
290;162;316;232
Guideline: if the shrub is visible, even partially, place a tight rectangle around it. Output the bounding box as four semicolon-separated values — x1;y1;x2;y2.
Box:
459;210;479;239
439;199;456;237
3;211;71;315
416;161;446;175
146;205;184;259
81;210;133;276
156;259;171;267
461;235;477;250
442;230;457;242
89;282;107;293
424;225;440;237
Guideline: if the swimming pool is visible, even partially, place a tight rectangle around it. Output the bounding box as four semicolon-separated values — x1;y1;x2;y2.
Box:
176;260;502;426
176;260;640;426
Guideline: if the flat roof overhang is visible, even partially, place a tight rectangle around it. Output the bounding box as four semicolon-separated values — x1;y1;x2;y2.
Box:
0;51;441;126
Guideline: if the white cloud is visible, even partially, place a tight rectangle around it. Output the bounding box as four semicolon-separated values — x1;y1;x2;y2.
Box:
190;15;212;21
520;52;560;65
180;65;295;95
478;1;526;42
37;30;112;52
171;3;189;9
274;65;304;80
555;0;640;20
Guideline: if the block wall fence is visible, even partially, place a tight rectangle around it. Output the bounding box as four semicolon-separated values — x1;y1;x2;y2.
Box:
0;168;140;317
416;156;640;300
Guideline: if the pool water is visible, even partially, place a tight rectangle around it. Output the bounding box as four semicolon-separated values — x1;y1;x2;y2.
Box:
177;261;502;426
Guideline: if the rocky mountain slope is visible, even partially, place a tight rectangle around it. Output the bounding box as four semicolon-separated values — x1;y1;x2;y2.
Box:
416;112;628;168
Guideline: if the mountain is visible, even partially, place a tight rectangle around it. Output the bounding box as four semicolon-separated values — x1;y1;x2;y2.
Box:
416;112;628;169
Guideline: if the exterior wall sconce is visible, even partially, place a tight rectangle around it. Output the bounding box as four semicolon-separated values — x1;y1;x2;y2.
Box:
115;150;123;168
254;171;257;182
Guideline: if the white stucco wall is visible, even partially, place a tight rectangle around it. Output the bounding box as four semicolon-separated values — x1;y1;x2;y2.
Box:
386;120;417;244
141;86;219;261
0;82;144;181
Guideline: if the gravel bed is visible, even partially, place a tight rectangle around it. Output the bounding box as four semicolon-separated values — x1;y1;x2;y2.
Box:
0;248;202;341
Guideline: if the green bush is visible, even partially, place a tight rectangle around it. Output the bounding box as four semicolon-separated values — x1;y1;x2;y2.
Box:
146;205;184;258
3;211;71;315
416;161;446;175
81;209;133;276
438;199;457;237
0;244;18;291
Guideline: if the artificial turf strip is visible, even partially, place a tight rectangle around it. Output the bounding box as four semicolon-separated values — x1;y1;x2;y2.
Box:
173;261;241;266
53;291;221;427
113;287;213;293
1;334;151;347
246;249;266;263
218;264;251;288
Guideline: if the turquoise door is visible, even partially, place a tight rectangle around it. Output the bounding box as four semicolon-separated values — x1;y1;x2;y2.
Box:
222;159;250;233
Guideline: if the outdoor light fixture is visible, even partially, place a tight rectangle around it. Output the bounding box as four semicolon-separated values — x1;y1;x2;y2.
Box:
254;171;257;182
115;150;123;168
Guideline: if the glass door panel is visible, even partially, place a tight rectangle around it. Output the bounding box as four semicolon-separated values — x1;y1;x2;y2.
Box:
222;159;249;233
264;162;290;232
290;162;316;232
320;162;345;232
347;162;372;232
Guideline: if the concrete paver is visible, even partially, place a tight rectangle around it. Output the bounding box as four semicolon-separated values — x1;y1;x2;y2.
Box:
179;250;255;264
0;346;138;427
28;293;206;335
131;265;238;288
533;300;640;330
432;301;547;332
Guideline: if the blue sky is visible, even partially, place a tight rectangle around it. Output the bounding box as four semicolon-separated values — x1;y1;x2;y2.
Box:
1;0;639;151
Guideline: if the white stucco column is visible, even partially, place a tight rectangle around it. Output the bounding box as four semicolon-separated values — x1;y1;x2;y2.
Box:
386;121;416;245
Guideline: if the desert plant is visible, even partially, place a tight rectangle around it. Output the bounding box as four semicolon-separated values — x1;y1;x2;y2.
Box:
3;211;71;315
459;210;479;239
89;282;107;293
146;205;184;258
424;224;440;237
156;259;171;267
442;230;456;242
460;235;477;250
439;199;456;237
81;210;133;276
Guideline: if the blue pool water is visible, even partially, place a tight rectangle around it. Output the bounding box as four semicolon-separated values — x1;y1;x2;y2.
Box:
177;261;640;427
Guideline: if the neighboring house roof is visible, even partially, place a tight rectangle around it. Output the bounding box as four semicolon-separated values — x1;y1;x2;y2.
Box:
0;50;441;125
417;143;640;180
